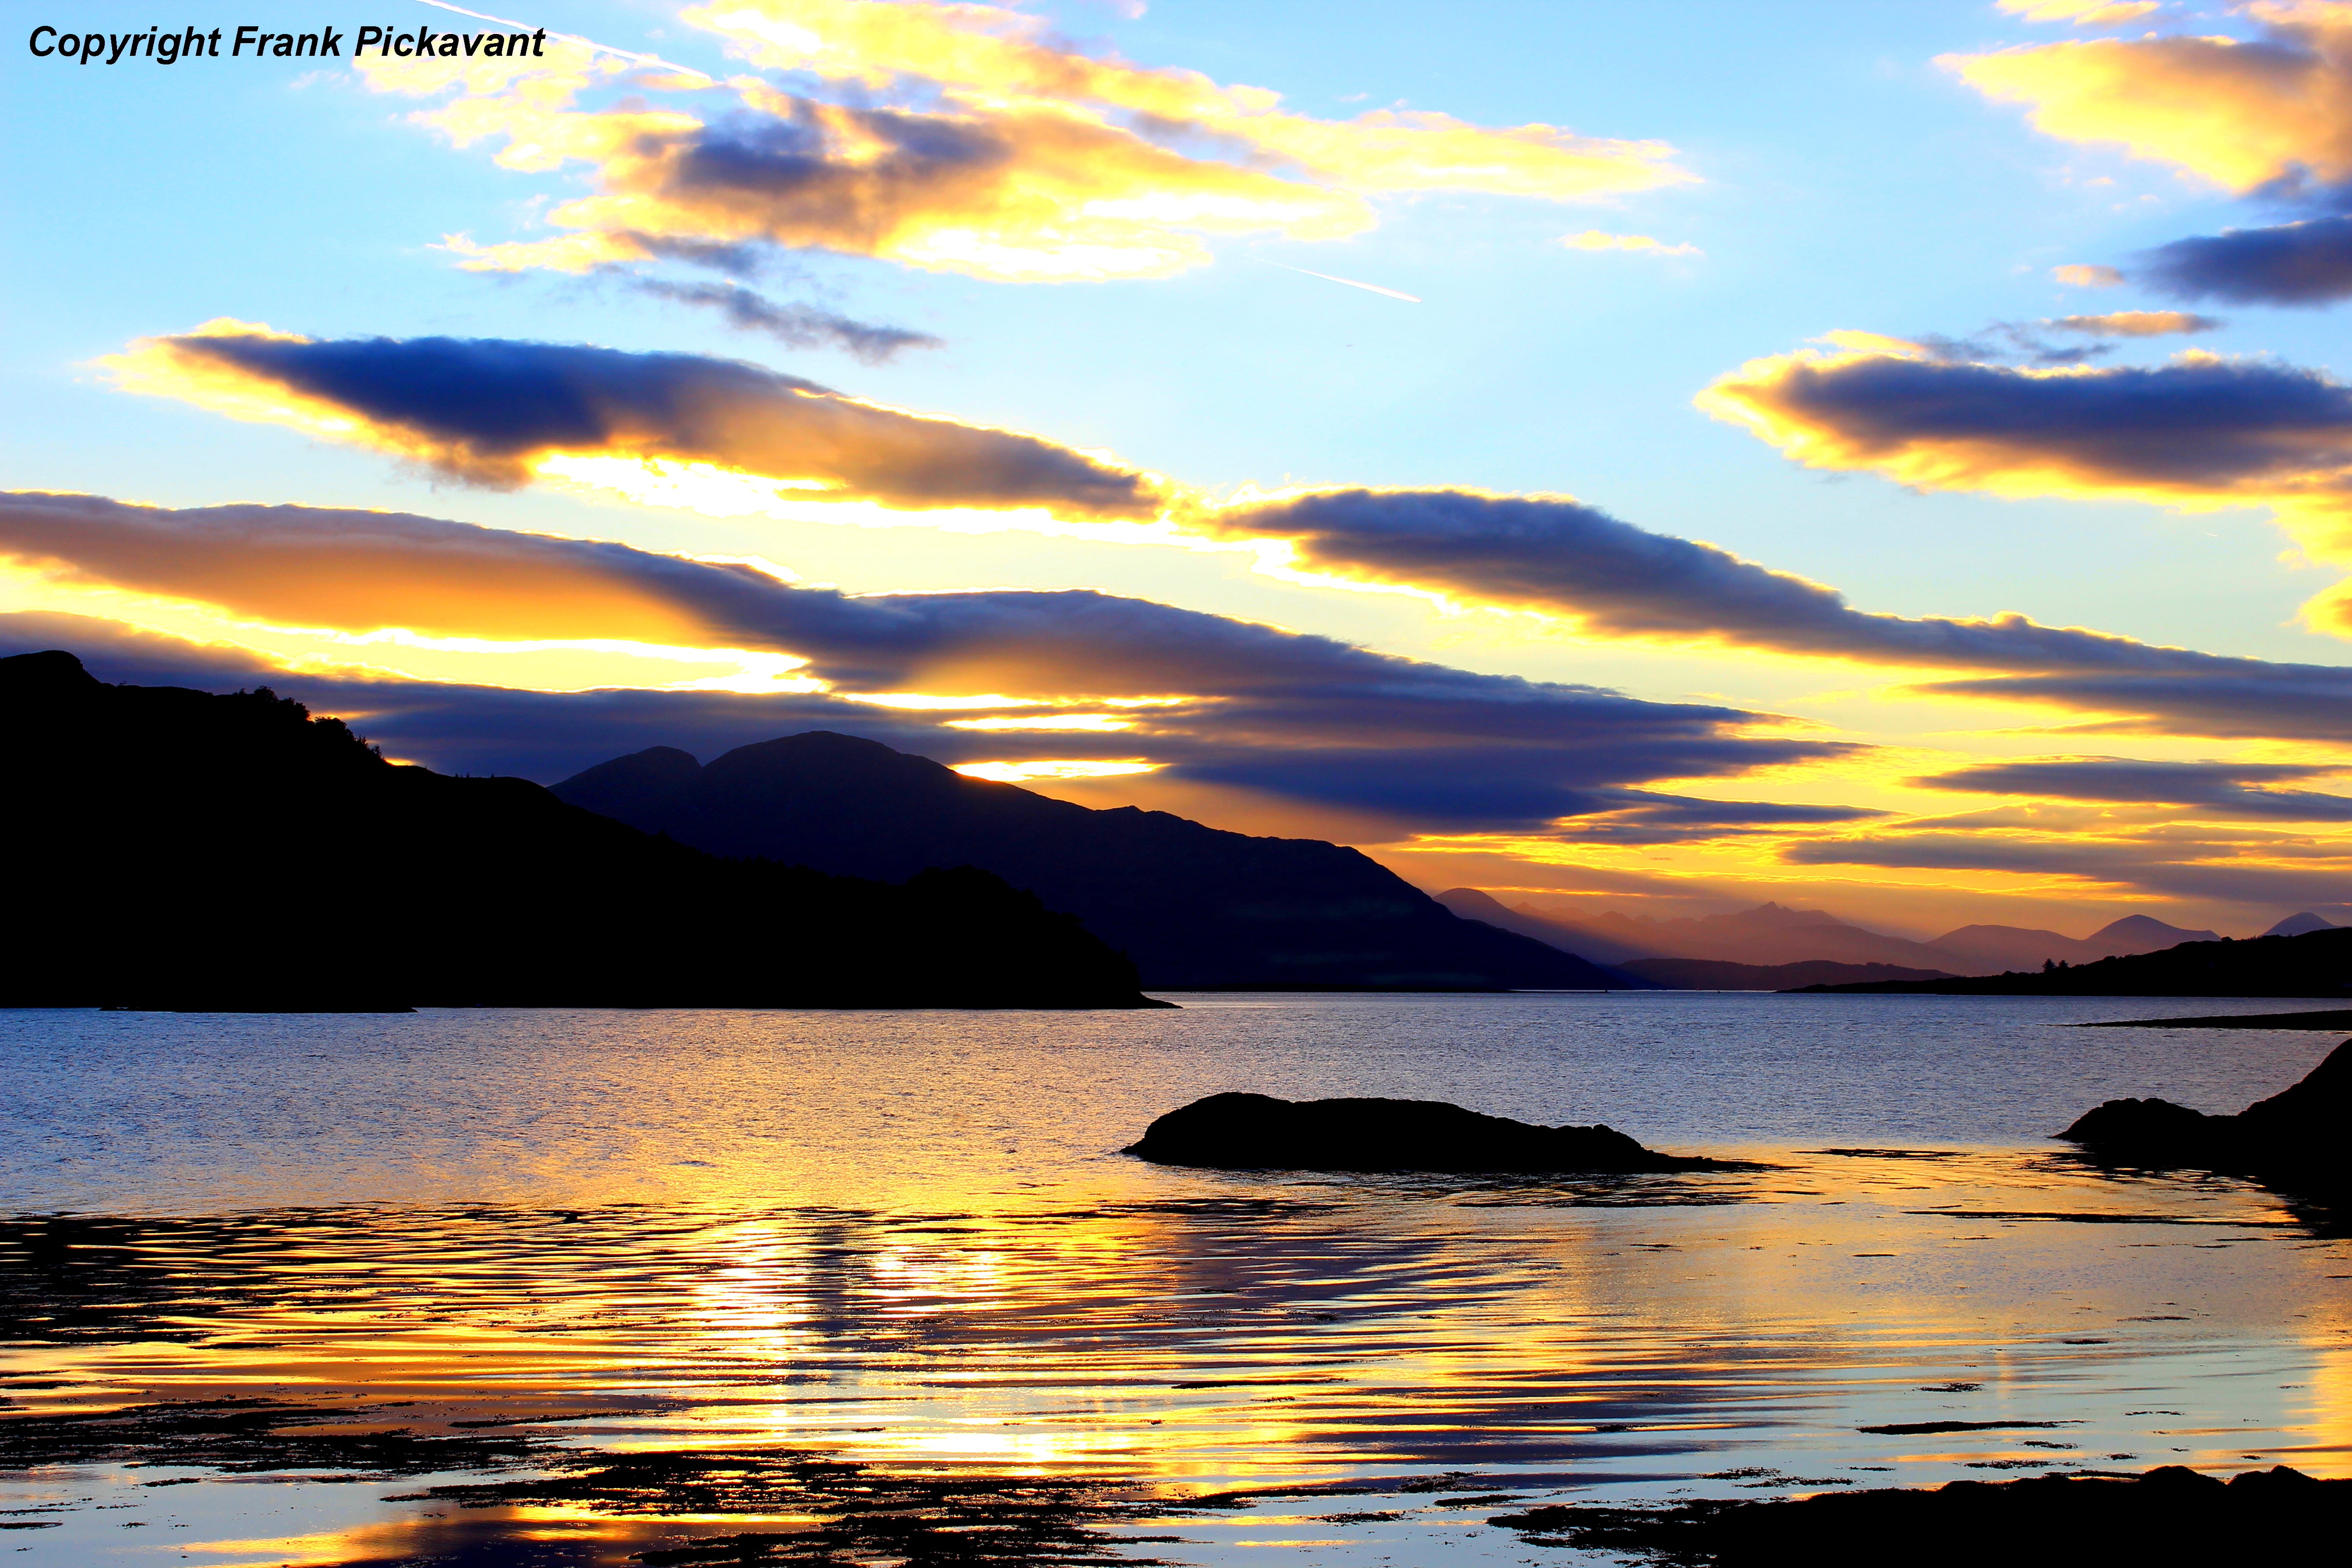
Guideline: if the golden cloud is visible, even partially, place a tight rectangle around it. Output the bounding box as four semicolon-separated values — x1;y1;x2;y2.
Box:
361;0;1691;284
1948;6;2352;193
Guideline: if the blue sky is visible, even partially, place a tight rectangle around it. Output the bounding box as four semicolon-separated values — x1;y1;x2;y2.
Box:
9;0;2352;937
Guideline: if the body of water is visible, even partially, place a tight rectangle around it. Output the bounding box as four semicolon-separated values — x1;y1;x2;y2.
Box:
0;992;2345;1566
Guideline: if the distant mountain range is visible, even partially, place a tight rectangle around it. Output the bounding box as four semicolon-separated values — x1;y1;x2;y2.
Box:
1435;889;2224;981
1618;958;1957;990
1790;927;2352;998
551;733;1616;991
0;651;1158;1009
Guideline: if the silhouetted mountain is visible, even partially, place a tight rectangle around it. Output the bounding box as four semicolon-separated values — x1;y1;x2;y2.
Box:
2266;911;2342;938
1473;893;2225;975
1789;927;2352;998
0;652;1160;1009
1573;902;1964;969
1431;889;1662;969
552;733;1617;990
1621;958;1957;990
1925;915;2220;974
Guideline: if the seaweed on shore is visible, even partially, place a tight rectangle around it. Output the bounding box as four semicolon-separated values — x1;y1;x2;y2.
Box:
393;1450;1196;1565
0;1396;546;1477
1489;1465;2346;1566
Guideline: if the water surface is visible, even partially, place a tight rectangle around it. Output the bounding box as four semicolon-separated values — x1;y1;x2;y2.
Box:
1;993;2345;1566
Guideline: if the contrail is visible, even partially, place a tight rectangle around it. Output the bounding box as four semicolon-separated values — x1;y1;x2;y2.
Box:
411;0;715;80
1249;257;1421;303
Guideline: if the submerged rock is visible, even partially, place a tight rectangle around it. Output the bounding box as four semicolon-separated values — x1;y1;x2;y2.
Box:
1123;1092;1723;1173
2060;1038;2348;1193
1490;1464;2345;1567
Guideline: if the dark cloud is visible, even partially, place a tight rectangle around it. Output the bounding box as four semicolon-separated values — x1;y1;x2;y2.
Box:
2139;215;2352;306
0;501;1848;834
1913;312;2221;367
0;492;1818;713
1703;350;2352;492
630;279;942;363
1913;756;2352;821
1212;487;2266;673
1915;667;2352;743
117;328;1165;515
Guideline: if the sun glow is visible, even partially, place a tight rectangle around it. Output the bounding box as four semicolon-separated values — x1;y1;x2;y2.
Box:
952;759;1158;782
948;714;1136;731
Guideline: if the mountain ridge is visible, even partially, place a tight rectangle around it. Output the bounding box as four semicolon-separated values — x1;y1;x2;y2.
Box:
0;652;1161;1009
552;733;1619;991
1439;889;2221;977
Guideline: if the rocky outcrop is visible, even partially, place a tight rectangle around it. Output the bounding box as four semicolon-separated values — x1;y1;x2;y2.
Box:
1123;1092;1725;1173
2058;1038;2348;1193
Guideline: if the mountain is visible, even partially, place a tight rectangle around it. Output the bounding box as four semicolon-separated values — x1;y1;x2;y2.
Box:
1925;915;2219;974
1620;958;1958;990
2265;912;2342;938
1431;889;1662;975
551;733;1617;990
1475;892;2225;976
1788;927;2352;998
0;651;1159;1009
1567;902;1965;970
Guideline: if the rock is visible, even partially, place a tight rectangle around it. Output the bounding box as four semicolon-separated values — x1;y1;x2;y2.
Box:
2059;1039;2348;1194
2058;1096;2219;1154
1122;1092;1723;1173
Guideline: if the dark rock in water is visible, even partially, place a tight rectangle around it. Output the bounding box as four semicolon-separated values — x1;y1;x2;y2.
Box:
1124;1092;1722;1173
2060;1038;2349;1195
1490;1464;2345;1568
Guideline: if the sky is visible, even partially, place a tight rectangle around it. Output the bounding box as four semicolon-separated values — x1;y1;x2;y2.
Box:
8;0;2352;940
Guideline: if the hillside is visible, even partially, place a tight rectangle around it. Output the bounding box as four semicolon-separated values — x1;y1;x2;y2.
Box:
0;651;1160;1009
1787;927;2352;998
552;734;1617;990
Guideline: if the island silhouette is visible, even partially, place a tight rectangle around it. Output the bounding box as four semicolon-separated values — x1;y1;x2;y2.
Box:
0;651;1163;1010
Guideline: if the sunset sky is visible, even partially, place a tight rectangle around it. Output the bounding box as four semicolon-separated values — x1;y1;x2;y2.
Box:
10;0;2352;938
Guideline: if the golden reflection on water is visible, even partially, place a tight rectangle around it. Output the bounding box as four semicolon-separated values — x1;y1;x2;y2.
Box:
1;1152;2348;1565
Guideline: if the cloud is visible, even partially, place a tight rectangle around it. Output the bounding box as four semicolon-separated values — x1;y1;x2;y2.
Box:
1558;230;1700;257
0;497;1849;833
1695;341;2352;578
2054;264;2124;286
1782;827;2352;908
1909;312;2219;367
2046;310;2221;337
629;279;942;361
108;324;2352;738
1203;485;2283;675
1957;9;2352;308
1915;666;2352;742
363;0;1690;285
102;322;1167;517
1912;755;2352;819
691;0;1689;201
1998;0;2158;22
2138;213;2352;304
1947;12;2352;197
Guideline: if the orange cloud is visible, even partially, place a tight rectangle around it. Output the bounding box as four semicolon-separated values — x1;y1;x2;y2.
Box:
2054;263;2124;286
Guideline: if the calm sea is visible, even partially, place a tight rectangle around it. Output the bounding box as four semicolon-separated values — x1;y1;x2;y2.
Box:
0;993;2345;1566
